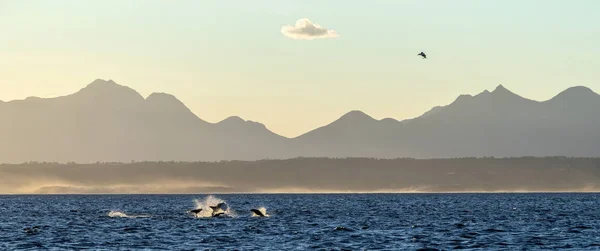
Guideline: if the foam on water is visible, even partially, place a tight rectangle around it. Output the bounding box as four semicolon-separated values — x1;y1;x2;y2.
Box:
108;210;150;218
192;195;237;218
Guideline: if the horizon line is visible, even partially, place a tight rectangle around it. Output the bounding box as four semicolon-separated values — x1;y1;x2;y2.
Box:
3;191;600;195
2;155;597;165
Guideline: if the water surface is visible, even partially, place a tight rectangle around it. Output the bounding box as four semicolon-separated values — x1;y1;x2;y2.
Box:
1;194;599;250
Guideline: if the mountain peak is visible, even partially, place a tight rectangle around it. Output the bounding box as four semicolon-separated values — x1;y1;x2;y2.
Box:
77;79;143;102
381;117;400;123
145;92;197;118
218;116;245;125
146;92;182;104
476;89;491;97
455;94;473;102
488;84;529;102
216;116;269;131
338;110;375;121
86;78;117;88
82;79;131;91
559;86;597;96
550;86;599;103
491;84;509;94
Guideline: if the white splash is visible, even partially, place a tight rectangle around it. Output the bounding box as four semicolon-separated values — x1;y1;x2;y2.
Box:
191;195;236;218
108;210;150;218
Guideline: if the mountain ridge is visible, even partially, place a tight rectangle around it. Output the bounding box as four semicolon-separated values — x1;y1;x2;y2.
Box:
2;81;599;130
1;79;599;163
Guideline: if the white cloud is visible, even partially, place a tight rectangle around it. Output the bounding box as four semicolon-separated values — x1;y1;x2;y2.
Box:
281;18;338;40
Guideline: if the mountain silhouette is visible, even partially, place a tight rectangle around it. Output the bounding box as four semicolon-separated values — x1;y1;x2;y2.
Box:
294;110;405;157
0;79;287;163
294;84;600;158
1;79;599;163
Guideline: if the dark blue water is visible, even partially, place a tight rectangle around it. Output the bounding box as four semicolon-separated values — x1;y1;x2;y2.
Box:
1;194;599;250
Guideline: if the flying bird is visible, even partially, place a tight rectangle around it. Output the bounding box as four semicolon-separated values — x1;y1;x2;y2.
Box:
418;52;427;59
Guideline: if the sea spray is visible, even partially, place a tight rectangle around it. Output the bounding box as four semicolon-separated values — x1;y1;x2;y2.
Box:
108;210;150;218
192;195;237;218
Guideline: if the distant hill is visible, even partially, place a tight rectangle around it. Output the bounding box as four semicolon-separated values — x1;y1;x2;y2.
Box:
295;84;600;158
1;79;599;163
0;79;289;163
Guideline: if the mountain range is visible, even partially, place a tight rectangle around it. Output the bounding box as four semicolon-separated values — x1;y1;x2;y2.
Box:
1;79;599;163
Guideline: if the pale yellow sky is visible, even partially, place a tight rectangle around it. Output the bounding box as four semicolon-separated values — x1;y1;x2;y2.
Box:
1;0;599;137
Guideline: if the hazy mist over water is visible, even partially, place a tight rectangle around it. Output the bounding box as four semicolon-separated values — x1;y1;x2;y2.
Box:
1;157;599;194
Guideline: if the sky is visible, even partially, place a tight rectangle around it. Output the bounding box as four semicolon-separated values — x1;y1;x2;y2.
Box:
1;0;599;137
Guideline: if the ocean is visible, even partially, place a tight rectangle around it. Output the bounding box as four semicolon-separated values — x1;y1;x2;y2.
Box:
1;193;599;250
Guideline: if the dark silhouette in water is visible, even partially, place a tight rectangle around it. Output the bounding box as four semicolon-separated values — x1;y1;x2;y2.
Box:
250;209;266;217
212;212;225;217
189;209;202;216
418;51;427;59
23;226;40;234
188;203;227;217
209;202;228;217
